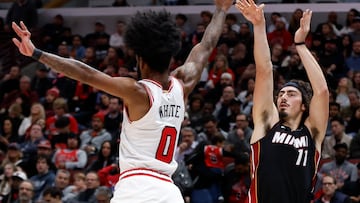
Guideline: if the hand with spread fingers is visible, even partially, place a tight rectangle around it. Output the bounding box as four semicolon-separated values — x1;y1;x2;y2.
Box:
294;9;312;44
11;21;35;57
234;0;265;25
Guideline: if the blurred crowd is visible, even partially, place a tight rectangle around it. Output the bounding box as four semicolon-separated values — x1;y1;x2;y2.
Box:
0;0;360;203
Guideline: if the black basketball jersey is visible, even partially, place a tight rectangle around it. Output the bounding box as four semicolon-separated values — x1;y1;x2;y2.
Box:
246;122;320;203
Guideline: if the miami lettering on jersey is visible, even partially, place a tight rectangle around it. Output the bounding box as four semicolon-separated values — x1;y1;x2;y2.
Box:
159;104;181;118
272;131;309;149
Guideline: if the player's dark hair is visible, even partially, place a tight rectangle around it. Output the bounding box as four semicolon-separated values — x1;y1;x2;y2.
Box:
125;10;181;74
279;79;313;122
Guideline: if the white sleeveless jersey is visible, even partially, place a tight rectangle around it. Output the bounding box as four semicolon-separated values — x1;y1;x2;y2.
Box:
119;76;185;177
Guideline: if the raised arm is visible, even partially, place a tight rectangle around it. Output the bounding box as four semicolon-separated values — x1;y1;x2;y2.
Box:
235;0;278;142
171;0;233;98
295;10;329;147
11;22;144;104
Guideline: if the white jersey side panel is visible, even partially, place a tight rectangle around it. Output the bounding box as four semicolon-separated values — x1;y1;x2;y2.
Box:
119;77;185;176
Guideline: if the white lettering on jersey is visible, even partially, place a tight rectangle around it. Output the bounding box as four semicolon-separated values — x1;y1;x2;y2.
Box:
272;131;308;149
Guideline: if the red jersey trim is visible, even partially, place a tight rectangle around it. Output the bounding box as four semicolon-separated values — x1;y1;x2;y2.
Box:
247;142;260;203
119;168;172;183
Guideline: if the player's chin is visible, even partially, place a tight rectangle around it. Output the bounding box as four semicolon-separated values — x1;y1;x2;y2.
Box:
278;111;288;119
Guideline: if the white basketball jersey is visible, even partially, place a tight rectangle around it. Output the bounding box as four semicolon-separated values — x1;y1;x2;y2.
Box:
119;76;185;176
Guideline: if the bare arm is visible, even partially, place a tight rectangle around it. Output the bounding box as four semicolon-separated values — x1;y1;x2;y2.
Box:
171;0;233;98
11;21;148;117
295;10;329;148
235;0;278;143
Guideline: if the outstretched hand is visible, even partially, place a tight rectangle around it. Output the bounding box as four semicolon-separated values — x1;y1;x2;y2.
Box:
11;21;35;57
214;0;234;12
235;0;265;25
294;9;312;43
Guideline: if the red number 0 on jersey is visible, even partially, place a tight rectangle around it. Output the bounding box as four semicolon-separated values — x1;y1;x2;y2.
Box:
156;126;177;164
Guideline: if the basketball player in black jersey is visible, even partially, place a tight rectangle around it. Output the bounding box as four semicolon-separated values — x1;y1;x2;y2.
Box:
235;1;329;203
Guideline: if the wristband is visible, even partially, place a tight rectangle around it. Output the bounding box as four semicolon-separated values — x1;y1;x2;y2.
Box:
31;48;43;60
294;42;305;46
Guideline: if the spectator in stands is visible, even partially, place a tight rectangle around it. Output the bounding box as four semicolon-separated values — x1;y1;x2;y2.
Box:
225;113;252;154
315;175;351;203
339;9;359;36
342;90;360;123
62;172;86;202
267;16;293;51
326;102;341;136
2;143;23;167
207;54;235;90
319;38;346;79
19;139;55;179
322;117;353;159
16;180;35;203
336;77;353;110
95;93;111;115
30;155;56;201
267;12;283;33
84;21;110;61
222;153;250;203
206;72;234;108
21;124;46;162
0;162;17;201
270;43;285;69
186;135;231;203
346;106;360;136
190;23;206;46
68;34;85;60
228;42;252;81
345;40;360;74
175;14;192;44
41;186;63;203
219;98;242;132
42;87;59;118
95;186;112;203
0;65;21;102
5;0;38;32
18;103;45;138
104;97;123;138
175;127;198;163
109;20;126;52
40;14;68;52
81;47;99;68
288;8;303;37
316;11;343;37
0;117;20;145
352;71;360;91
46;98;79;139
31;64;53;100
213;86;236;127
319;143;358;190
349;17;360;42
2;171;27;203
0;75;39;117
86;140;116;172
53;169;71;194
52;133;87;170
340;34;353;59
68;171;100;203
80;112;111;155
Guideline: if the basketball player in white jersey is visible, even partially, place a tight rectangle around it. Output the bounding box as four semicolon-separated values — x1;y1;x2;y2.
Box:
11;0;234;202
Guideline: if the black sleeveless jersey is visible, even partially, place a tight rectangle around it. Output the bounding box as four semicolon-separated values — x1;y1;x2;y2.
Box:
247;122;320;203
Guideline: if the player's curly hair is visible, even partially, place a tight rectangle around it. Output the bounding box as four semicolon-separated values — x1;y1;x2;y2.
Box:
125;10;181;74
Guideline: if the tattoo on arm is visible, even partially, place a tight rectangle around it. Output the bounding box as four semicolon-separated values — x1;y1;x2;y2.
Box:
39;52;102;83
